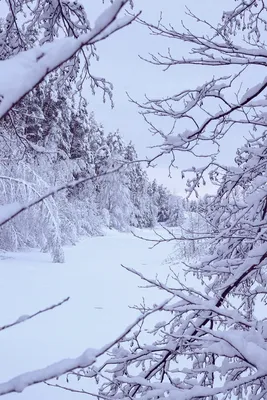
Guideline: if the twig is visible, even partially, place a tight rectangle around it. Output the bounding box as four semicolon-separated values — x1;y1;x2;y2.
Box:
0;297;70;332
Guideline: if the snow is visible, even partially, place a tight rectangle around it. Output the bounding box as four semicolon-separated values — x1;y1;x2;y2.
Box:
0;203;22;225
1;227;266;399
204;329;267;372
94;0;129;31
0;348;97;395
0;228;174;399
0;0;135;119
15;315;29;324
240;76;267;104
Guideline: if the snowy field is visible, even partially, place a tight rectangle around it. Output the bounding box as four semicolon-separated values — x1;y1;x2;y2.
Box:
0;228;179;400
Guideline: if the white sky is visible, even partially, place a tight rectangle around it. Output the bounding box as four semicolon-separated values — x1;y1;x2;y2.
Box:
82;0;242;195
0;0;251;196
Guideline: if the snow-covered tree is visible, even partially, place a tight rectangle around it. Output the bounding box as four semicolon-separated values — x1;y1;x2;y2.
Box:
49;2;267;400
124;142;158;227
0;0;139;119
8;2;267;399
166;195;185;227
95;131;133;230
0;73;169;259
0;0;141;259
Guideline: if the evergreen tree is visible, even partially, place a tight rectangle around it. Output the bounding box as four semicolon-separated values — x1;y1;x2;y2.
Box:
166;195;185;227
0;77;174;260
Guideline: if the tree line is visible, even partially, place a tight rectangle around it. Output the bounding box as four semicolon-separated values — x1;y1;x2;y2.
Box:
1;0;267;399
0;75;185;261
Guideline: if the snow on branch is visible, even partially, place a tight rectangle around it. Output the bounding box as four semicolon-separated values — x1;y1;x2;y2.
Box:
0;165;125;227
0;298;171;396
0;0;140;119
0;349;98;396
0;297;70;332
133;3;267;195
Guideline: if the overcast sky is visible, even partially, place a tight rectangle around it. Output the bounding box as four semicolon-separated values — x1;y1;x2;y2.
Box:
0;0;253;196
80;0;248;196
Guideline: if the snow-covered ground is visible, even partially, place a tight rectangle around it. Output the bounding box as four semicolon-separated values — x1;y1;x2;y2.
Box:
0;228;177;400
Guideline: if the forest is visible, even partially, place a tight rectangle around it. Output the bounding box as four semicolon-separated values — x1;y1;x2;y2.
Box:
0;76;185;261
1;1;267;400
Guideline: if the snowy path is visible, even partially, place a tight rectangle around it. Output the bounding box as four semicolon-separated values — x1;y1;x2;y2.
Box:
0;229;175;400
